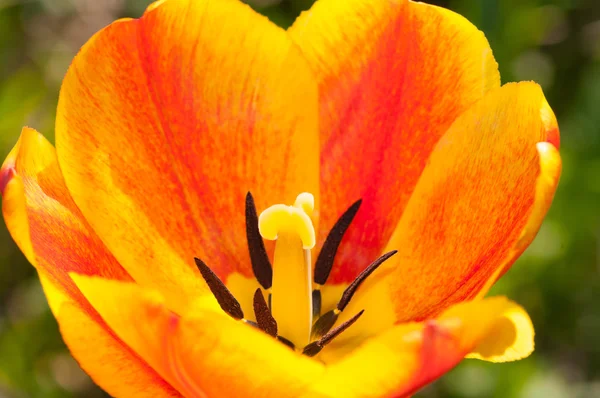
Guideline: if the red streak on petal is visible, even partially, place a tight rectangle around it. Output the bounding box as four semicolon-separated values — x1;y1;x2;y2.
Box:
166;314;208;398
395;321;460;398
0;167;16;196
546;127;560;149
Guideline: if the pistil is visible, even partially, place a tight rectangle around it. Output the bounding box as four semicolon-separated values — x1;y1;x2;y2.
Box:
258;193;316;348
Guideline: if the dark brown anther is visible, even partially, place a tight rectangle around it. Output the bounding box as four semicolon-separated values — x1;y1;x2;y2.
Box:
310;308;338;340
253;288;278;337
337;250;397;312
314;199;362;285
245;192;273;289
311;250;397;339
312;289;322;319
277;336;295;350
194;257;244;320
303;310;365;357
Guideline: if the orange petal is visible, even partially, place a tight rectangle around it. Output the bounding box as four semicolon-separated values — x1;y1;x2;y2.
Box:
307;297;533;398
475;141;562;298
289;0;500;283
56;0;319;314
72;275;325;397
39;273;180;397
1;127;132;320
342;82;560;337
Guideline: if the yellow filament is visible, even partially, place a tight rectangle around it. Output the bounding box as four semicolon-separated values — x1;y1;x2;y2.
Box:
258;193;315;347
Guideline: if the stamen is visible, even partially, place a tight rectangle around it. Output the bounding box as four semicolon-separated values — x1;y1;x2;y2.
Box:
253;288;278;337
338;250;397;311
311;308;340;340
314;199;362;285
259;193;316;347
277;336;295;350
194;257;244;320
311;250;397;339
303;310;365;357
312;289;322;319
245;192;273;289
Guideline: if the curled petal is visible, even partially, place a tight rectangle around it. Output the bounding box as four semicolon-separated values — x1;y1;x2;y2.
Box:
307;297;533;398
56;0;319;314
289;0;500;283
466;303;534;362
72;275;325;398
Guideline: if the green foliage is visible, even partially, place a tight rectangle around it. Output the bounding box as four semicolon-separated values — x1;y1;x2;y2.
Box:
0;0;598;397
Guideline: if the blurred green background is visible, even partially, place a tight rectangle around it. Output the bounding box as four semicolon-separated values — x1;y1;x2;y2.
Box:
0;0;598;397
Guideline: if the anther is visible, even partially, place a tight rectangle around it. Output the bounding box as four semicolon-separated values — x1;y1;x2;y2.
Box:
195;257;244;320
311;250;397;339
253;288;278;337
312;199;361;318
314;199;362;286
338;250;397;311
277;336;295;350
312;288;322;319
311;308;340;340
303;310;365;357
245;192;273;289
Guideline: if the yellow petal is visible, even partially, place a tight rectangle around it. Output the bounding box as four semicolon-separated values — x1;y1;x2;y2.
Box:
39;273;180;397
466;302;534;362
72;275;325;397
308;297;534;397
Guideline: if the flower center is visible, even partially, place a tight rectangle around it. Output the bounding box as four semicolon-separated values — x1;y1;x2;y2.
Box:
194;192;396;357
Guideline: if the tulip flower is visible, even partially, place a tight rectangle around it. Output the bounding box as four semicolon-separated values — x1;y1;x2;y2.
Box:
1;0;561;396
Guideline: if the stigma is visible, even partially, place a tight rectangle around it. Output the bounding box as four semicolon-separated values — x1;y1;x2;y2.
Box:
258;193;316;347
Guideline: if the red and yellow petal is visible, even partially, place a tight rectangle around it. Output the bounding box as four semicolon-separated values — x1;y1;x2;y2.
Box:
71;275;325;398
309;297;533;398
474;141;562;297
289;0;500;283
1;127;174;395
342;82;560;338
39;274;180;397
55;0;319;314
1;127;132;320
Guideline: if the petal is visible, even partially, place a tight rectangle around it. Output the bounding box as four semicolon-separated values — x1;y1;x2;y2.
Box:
1;128;171;395
475;141;562;298
289;0;500;283
72;275;325;398
1;127;132;320
343;82;560;338
39;273;180;397
56;0;319;314
308;297;533;398
466;303;534;362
